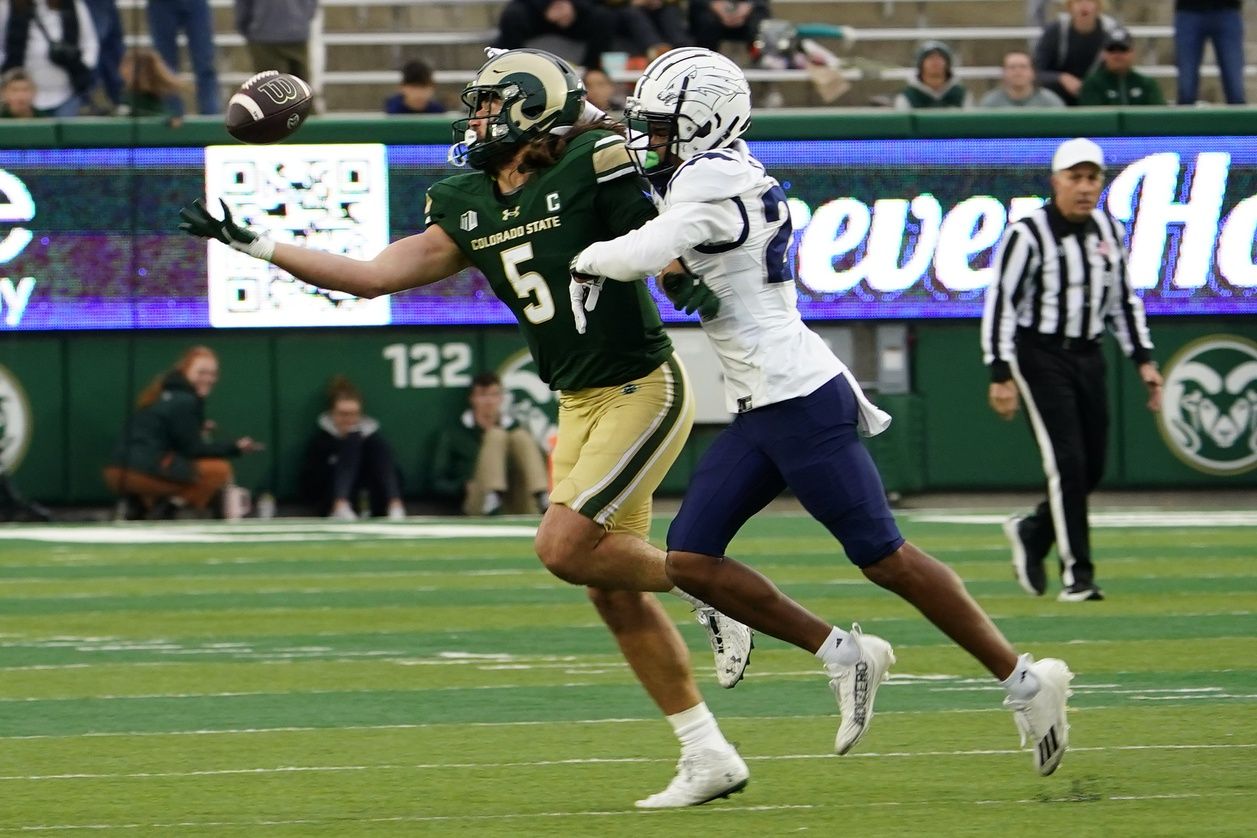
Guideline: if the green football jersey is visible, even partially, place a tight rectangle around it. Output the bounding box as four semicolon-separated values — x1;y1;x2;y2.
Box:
426;130;672;391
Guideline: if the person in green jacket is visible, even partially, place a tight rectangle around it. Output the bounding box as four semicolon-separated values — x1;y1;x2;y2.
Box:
177;50;756;808
431;371;549;516
894;40;972;110
1078;28;1166;106
103;346;263;518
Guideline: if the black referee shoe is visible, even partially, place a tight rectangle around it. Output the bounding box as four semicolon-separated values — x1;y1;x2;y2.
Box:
1003;515;1047;596
1058;584;1105;602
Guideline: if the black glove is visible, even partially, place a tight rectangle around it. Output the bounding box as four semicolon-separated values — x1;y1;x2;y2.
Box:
178;199;275;260
660;268;720;320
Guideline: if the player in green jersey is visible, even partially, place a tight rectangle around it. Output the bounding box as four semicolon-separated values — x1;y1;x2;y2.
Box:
179;48;752;808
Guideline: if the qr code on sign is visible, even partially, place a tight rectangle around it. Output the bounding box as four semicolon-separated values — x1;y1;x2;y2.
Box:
204;144;391;328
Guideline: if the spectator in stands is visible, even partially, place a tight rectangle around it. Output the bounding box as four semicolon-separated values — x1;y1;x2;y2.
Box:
494;0;618;71
606;0;689;59
0;68;39;117
1174;0;1246;105
980;50;1066;107
430;372;550;517
118;47;183;119
83;0;123;112
104;346;263;520
1032;0;1118;106
301;375;406;521
147;0;220;115
236;0;317;82
384;58;446;114
582;66;621;116
0;0;99;116
1078;27;1165;106
894;40;971;110
688;0;770;52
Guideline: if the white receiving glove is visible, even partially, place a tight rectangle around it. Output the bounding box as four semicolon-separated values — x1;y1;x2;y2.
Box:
568;257;604;335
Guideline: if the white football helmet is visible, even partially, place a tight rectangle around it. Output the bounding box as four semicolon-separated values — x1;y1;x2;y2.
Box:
624;47;752;178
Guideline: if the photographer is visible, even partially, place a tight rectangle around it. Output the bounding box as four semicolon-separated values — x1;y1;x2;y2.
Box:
0;0;98;117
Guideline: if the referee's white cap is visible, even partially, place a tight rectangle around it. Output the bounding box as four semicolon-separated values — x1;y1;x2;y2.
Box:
1052;138;1105;172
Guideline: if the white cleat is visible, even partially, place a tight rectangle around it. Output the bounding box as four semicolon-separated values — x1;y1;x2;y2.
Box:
696;606;754;688
827;623;895;755
635;745;750;809
1005;656;1074;776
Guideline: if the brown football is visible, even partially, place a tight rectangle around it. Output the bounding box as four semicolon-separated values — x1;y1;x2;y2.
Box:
225;71;313;144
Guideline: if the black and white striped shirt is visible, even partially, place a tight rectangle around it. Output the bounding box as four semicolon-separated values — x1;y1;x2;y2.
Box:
980;202;1154;382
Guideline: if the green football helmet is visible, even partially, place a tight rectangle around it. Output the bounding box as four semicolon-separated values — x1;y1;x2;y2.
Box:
450;49;585;170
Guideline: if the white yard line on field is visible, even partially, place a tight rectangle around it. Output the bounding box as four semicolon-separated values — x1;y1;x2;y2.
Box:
3;705;1255;741
1;743;1254;782
906;510;1257;527
0;522;539;544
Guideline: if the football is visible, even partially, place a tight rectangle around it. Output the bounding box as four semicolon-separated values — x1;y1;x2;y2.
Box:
225;71;313;144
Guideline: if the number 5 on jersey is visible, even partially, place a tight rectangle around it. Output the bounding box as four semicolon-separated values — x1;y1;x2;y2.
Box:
502;243;556;324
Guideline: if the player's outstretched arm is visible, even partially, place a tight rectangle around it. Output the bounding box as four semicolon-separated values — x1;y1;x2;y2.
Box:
179;199;470;299
573;200;738;281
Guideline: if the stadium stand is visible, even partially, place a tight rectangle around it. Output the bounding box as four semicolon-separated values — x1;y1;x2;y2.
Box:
112;0;1253;111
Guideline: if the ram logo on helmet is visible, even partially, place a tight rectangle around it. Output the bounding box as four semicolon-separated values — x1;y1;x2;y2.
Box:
448;49;585;170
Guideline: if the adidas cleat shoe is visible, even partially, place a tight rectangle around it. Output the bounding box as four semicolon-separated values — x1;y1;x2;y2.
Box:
635;745;750;809
696;606;754;688
1005;656;1074;776
827;623;895;755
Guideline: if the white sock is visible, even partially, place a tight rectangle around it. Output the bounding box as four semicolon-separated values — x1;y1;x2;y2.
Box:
1001;653;1040;701
669;586;705;609
815;625;861;668
666;702;728;751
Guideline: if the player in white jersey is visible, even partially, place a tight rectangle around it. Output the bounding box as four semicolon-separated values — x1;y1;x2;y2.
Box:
571;47;1075;777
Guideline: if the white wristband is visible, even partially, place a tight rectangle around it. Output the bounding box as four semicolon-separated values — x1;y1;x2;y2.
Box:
230;233;276;262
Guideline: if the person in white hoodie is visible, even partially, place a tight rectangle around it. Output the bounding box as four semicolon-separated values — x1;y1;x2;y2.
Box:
0;0;98;116
571;46;1075;779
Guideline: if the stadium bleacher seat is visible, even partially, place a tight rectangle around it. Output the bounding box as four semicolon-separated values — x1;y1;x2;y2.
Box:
112;0;1253;112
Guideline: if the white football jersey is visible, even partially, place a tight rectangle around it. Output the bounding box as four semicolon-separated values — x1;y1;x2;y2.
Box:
575;140;890;432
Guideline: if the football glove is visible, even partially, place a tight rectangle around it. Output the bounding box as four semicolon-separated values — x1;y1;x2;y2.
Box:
568;257;605;335
178;198;276;261
660;268;720;320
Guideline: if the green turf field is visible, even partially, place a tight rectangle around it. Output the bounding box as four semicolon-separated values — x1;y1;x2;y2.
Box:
1;509;1254;836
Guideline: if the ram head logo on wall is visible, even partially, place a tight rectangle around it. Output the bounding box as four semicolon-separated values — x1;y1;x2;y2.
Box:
1159;336;1257;476
0;363;32;474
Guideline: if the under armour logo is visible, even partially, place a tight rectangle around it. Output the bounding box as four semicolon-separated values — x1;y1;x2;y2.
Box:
622;384;638;395
502;206;521;220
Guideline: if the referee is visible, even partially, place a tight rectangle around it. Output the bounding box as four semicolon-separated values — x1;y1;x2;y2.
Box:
980;137;1163;602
